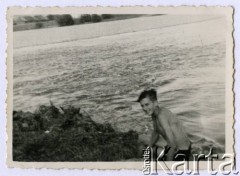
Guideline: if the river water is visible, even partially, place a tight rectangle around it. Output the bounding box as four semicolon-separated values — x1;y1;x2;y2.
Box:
13;15;226;154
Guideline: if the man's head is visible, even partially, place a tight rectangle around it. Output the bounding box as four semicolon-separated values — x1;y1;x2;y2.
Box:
137;89;158;115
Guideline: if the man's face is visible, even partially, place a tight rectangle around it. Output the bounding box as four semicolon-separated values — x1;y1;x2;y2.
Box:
139;97;155;116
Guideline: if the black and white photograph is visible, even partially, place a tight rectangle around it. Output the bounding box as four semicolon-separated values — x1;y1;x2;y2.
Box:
7;7;234;169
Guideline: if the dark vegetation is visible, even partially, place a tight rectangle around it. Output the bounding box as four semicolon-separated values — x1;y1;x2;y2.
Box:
54;14;75;26
78;14;103;23
35;22;43;29
13;14;145;31
46;14;75;26
13;102;139;161
79;14;92;23
77;14;143;24
91;14;102;23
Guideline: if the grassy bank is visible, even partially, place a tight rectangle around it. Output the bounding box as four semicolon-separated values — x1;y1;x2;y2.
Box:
13;102;139;161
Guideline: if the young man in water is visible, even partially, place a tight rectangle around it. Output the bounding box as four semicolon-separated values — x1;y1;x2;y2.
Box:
137;89;191;161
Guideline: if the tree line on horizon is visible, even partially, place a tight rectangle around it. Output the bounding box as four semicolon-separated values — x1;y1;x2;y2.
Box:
14;14;114;28
47;14;113;26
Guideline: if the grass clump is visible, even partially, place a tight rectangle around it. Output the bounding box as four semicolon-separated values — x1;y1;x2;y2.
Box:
13;102;139;161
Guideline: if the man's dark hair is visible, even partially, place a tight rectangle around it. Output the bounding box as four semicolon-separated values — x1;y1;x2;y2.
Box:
137;89;157;102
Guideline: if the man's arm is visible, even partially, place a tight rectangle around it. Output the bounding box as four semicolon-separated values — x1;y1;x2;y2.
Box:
158;112;177;161
149;130;159;147
165;130;176;161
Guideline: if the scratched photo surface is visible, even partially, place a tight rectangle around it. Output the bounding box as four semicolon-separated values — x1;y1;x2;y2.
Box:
12;14;226;162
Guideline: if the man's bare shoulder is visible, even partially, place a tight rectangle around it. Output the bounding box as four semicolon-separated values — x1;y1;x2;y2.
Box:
158;107;177;123
159;107;173;116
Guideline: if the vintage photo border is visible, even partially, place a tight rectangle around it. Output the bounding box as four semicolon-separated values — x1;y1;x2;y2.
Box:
6;6;234;170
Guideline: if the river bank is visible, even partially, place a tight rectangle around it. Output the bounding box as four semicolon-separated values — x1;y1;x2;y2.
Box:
13;102;139;161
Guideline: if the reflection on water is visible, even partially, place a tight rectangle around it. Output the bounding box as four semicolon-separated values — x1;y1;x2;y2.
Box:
13;16;226;154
